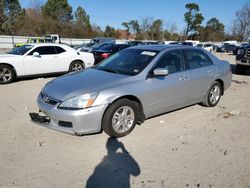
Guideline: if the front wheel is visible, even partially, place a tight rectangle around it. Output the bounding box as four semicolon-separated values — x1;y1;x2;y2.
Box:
0;65;15;84
69;61;84;72
202;81;222;107
102;99;139;138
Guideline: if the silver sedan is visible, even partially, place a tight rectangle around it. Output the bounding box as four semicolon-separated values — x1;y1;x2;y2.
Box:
30;45;232;137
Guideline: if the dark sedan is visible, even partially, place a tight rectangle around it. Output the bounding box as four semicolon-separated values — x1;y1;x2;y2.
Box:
92;44;130;64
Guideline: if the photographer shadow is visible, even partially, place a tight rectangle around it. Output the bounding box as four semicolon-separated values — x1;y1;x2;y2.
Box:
86;138;140;188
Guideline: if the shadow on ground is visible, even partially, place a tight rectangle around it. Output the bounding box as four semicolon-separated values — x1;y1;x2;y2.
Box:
230;64;250;76
86;138;140;188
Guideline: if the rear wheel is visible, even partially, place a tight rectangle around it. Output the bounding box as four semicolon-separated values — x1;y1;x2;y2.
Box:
202;81;222;107
69;61;84;72
0;65;15;84
102;99;139;138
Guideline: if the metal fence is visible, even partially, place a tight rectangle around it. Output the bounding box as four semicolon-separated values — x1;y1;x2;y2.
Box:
0;35;129;49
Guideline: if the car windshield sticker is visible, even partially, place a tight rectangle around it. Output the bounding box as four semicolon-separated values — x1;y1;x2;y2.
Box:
141;51;156;56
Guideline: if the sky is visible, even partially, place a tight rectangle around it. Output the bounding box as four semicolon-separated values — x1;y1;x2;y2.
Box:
20;0;250;32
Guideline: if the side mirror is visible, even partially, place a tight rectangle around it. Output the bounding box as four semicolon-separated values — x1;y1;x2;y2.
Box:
33;52;40;57
153;68;169;76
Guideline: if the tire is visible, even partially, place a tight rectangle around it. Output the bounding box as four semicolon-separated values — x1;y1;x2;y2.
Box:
236;64;246;75
202;81;222;107
69;61;84;72
0;64;15;84
102;99;139;138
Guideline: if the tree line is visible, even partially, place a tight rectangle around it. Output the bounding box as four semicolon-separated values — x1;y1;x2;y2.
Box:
0;0;249;42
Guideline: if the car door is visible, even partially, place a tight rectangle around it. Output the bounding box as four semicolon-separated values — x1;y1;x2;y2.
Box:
184;49;217;103
144;49;190;117
23;46;59;75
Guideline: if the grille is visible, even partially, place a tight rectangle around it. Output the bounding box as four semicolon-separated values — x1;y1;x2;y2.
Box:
246;48;250;58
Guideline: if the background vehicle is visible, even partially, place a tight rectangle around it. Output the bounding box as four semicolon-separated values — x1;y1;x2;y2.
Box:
79;37;115;52
126;41;145;46
197;43;213;51
0;44;94;84
15;37;46;48
236;44;250;74
45;34;61;44
169;41;193;46
215;45;225;52
92;44;130;64
225;44;237;53
31;45;232;138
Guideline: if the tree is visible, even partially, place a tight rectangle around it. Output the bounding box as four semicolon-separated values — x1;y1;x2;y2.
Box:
104;25;117;38
0;0;6;33
122;20;140;39
74;6;92;34
204;17;225;41
41;0;72;22
184;3;204;39
149;19;163;40
2;0;22;34
232;3;250;41
140;17;153;40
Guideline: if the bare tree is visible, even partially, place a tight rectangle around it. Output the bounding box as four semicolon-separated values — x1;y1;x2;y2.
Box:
232;3;250;41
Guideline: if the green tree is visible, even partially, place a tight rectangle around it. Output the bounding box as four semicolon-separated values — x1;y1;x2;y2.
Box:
205;17;225;41
122;20;140;39
104;25;117;37
74;6;91;33
184;3;204;39
149;19;163;40
2;0;22;34
0;0;6;33
41;0;72;22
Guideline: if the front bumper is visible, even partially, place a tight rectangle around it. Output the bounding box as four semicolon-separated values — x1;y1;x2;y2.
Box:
33;94;108;135
236;58;250;66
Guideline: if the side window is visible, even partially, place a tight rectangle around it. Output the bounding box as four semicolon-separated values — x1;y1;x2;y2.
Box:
154;50;185;74
55;46;66;54
29;46;56;55
186;50;213;69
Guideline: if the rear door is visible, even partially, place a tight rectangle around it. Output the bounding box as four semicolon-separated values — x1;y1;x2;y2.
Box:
184;49;217;102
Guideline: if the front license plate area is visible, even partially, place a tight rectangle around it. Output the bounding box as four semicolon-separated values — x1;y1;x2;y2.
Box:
29;112;50;124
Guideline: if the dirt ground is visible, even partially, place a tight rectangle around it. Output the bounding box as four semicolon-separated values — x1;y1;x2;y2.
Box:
0;52;250;188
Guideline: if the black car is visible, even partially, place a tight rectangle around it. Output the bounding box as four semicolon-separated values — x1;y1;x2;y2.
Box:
127;41;145;46
235;44;250;74
216;45;225;52
225;44;237;53
92;44;130;64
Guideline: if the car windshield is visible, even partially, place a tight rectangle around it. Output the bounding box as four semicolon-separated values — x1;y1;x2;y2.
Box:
95;49;159;76
197;44;203;47
8;45;34;55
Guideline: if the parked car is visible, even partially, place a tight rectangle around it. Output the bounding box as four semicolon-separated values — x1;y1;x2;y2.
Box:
30;45;232;137
92;44;130;64
215;45;225;52
15;37;46;48
80;37;116;52
197;43;213;51
169;41;193;46
225;44;237;53
126;41;145;46
0;44;94;84
235;44;250;74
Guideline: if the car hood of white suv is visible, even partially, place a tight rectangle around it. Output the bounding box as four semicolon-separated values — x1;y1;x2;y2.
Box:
43;68;133;101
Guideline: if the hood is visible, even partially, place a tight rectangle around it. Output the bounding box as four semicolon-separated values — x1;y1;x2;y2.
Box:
0;54;20;59
43;68;131;101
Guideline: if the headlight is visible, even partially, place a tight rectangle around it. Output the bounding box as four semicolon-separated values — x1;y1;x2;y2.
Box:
238;49;245;55
58;93;98;110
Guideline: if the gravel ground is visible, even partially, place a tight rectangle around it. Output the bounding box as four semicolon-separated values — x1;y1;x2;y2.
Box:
0;52;249;188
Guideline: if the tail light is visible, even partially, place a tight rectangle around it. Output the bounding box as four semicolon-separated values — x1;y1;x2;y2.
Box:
101;53;110;59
